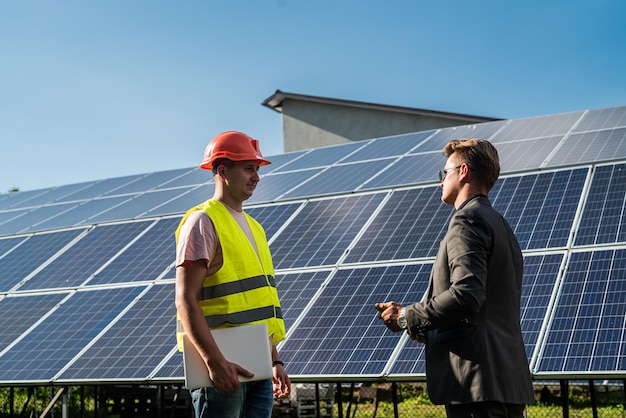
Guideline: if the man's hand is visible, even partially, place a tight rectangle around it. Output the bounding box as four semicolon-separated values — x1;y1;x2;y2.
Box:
272;363;291;399
207;357;254;392
374;301;404;332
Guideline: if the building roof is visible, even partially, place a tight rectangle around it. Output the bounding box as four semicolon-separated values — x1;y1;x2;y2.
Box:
262;89;502;123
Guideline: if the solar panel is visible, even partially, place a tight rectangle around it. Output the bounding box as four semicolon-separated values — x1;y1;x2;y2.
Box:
490;168;589;250
17;222;152;291
151;350;184;380
0;229;86;292
275;270;332;330
492;112;584;142
55;174;146;202
244;202;303;241
146;184;214;217
345;187;450;263
420;121;504;152
0;188;57;210
574;163;626;246
11;182;96;208
153;168;210;189
0;235;27;258
262;150;309;174
102;169;192;196
246;169;323;204
282;160;392;199
536;249;626;373
0;209;30;236
58;284;175;381
278;264;431;376
553;128;626;165
572;106;626;132
272;142;365;173
0;292;69;353
0;202;78;235
269;193;385;269
87;218;179;285
360;153;441;189
496;136;564;172
521;253;565;362
0;286;146;382
84;190;187;224
341;131;433;162
34;195;134;232
1;104;625;386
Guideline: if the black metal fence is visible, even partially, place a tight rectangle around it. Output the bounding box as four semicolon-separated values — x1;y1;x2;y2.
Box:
1;380;624;417
273;380;626;418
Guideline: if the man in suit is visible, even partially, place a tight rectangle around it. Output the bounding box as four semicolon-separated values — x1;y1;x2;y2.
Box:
376;138;535;417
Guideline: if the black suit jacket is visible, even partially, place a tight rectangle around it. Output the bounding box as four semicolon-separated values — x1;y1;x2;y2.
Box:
405;195;535;405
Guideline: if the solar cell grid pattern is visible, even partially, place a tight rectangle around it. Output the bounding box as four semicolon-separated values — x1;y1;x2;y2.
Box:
493;112;584;142
0;293;68;352
0;229;86;292
341;131;432;162
272;142;365;173
490;169;588;250
537;249;626;373
1;203;78;234
496;136;564;172
153;168;208;189
0;209;28;229
59;284;176;380
269;193;385;269
520;253;564;361
344;187;451;263
282;160;392;198
575;164;626;246
41;196;133;231
572;106;626;132
0;236;27;258
360;153;442;189
418;121;504;152
0;189;54;210
152;350;184;380
102;170;185;196
278;264;431;376
56;175;145;202
16;183;94;208
17;222;152;291
554;128;626;165
147;185;214;218
244;203;303;241
84;189;183;224
246;169;321;204
0;286;145;382
262;150;308;174
88;218;179;285
275;270;331;330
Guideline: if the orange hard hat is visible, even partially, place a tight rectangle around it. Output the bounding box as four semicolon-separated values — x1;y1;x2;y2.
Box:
200;131;271;170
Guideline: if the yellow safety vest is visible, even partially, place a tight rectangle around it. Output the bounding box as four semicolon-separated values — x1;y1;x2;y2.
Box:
175;199;285;351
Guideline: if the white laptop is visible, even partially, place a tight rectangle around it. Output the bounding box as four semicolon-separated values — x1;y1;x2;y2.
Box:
182;323;273;390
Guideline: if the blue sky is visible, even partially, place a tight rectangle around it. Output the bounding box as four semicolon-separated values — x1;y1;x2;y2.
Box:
1;1;625;193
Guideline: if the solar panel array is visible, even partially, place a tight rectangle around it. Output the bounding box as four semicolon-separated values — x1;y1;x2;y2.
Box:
1;106;625;385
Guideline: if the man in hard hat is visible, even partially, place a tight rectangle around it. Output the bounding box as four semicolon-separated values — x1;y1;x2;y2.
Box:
175;131;290;417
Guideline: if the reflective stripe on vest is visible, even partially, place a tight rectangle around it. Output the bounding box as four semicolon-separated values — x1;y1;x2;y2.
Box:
177;306;283;333
175;199;286;351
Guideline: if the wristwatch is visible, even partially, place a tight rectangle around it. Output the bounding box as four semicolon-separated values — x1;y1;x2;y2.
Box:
397;308;407;330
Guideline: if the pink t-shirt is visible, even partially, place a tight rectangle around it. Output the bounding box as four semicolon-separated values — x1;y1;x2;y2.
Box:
176;204;259;275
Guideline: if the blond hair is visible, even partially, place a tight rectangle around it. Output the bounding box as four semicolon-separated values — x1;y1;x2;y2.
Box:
443;138;500;191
